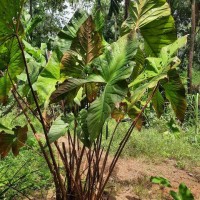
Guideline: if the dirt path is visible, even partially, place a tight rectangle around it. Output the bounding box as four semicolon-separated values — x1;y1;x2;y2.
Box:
108;158;200;200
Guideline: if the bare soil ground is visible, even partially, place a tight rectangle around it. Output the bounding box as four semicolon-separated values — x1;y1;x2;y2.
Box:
106;158;200;200
31;157;200;200
34;136;200;199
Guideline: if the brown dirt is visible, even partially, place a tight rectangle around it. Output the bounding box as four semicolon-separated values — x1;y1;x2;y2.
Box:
29;157;200;200
35;136;200;199
107;158;200;200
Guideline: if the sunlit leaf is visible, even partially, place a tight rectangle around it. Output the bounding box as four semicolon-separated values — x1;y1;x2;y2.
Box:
74;87;84;106
86;32;138;140
150;176;171;187
35;52;61;107
87;81;128;141
0;122;13;134
0;38;24;104
129;36;187;111
121;0;176;56
58;10;88;40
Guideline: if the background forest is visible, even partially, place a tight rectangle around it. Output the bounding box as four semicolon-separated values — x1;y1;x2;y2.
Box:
0;0;200;200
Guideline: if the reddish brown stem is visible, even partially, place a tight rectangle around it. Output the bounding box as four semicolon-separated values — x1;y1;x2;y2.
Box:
15;34;66;199
97;83;159;199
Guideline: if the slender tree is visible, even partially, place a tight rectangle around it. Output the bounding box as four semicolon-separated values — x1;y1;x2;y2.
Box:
124;0;130;20
188;0;196;93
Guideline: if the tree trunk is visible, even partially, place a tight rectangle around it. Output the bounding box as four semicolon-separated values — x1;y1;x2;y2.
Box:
124;0;130;20
167;0;171;8
97;0;101;8
188;0;196;93
30;0;33;18
30;0;33;41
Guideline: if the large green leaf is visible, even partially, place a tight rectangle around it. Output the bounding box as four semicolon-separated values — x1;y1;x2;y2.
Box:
6;38;25;79
160;36;188;66
0;123;13;134
129;36;187;96
78;109;91;147
129;57;165;87
121;0;176;56
0;38;25;104
129;36;187;119
47;116;68;144
130;74;165;106
50;75;105;103
50;78;88;103
58;10;88;40
0;0;24;41
122;0;170;30
86;32;138;141
35;52;61;107
87;82;128;141
162;70;186;122
0;0;25;104
141;16;176;56
23;40;46;65
54;10;88;53
92;32;138;83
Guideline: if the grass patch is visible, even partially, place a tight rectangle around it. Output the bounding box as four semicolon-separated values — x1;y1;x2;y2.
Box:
0;137;52;200
192;69;200;86
103;119;200;168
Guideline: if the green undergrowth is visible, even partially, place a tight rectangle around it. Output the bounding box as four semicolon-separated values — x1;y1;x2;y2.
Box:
0;137;52;200
192;70;200;86
103;119;200;168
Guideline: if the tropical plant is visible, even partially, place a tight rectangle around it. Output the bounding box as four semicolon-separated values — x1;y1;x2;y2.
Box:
151;176;194;200
0;0;187;199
